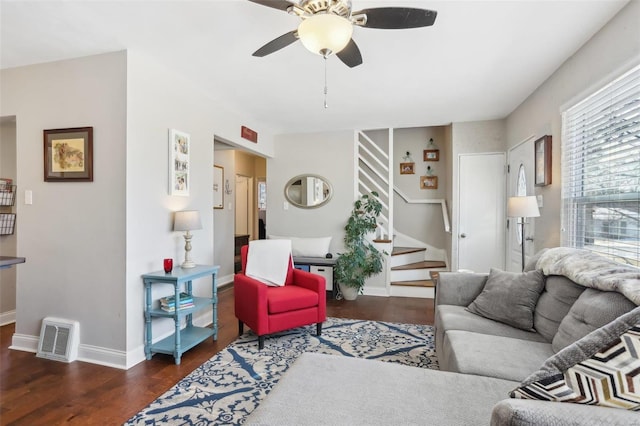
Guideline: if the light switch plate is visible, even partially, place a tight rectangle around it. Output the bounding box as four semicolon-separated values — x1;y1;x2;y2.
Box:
25;190;33;205
536;194;543;208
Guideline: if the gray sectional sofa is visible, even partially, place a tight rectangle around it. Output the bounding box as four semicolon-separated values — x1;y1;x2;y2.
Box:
436;247;640;424
247;247;639;425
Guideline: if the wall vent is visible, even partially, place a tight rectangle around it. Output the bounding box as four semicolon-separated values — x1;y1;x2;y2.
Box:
36;317;79;362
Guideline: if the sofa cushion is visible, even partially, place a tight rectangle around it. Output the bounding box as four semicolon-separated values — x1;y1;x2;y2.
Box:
552;288;636;352
441;330;554;382
467;268;545;331
533;276;586;342
511;306;640;411
267;286;318;314
436;305;549;346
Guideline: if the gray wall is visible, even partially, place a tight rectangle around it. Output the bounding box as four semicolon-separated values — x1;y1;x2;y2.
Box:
267;131;354;255
505;0;640;250
0;120;17;322
213;149;236;284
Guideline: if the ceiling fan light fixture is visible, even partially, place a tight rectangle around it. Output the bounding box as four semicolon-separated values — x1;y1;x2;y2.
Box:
297;14;353;56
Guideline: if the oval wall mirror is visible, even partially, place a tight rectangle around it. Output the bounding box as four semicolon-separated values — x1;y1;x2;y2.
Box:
284;174;333;209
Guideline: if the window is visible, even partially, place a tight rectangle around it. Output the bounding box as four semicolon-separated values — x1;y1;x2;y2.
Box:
561;64;640;266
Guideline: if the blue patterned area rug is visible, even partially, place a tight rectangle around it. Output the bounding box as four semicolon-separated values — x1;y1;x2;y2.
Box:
125;317;438;425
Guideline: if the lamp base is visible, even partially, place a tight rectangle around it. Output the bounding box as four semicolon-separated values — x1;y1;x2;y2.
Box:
181;260;196;269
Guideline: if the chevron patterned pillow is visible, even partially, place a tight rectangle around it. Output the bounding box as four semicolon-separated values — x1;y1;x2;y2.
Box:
511;307;640;410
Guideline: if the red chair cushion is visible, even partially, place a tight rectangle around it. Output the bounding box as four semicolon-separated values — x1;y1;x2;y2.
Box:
267;285;319;314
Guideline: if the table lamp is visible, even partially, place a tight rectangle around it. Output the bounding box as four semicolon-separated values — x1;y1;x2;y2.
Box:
173;210;202;268
507;196;540;271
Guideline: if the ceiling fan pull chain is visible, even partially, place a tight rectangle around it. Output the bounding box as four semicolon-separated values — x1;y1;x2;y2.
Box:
323;54;329;109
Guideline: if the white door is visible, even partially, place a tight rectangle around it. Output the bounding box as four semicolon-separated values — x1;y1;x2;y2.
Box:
507;138;536;271
458;153;506;273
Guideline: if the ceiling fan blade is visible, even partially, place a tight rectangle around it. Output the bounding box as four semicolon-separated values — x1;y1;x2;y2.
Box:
247;0;295;12
336;39;363;68
354;7;437;29
252;31;299;57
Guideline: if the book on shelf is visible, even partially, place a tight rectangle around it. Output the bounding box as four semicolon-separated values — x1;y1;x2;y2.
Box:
160;302;195;312
160;292;193;306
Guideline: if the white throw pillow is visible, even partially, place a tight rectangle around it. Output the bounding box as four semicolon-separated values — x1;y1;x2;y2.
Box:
268;235;331;258
245;239;292;286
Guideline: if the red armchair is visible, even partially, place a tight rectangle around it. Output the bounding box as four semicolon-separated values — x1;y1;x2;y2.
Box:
234;245;327;350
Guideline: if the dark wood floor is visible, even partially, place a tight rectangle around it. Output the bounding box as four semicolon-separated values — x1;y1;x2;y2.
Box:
0;286;434;425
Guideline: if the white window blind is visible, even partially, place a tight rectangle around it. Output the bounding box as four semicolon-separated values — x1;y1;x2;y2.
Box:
561;64;640;266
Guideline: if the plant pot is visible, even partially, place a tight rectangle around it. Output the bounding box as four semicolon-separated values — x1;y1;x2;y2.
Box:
338;282;359;301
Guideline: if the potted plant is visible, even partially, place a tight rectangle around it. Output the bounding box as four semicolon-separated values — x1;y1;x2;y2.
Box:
334;192;385;300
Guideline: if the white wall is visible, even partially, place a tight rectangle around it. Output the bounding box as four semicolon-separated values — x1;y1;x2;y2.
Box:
450;119;507;271
0;120;17;323
505;0;640;250
125;51;278;367
267;131;354;255
0;52;128;358
212;149;236;284
0;49;281;368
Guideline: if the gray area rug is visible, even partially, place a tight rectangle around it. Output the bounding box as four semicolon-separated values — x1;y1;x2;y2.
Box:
125;317;437;425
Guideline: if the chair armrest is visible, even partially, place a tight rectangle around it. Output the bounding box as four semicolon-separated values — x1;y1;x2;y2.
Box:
435;272;488;307
491;399;640;426
234;273;269;335
292;269;327;320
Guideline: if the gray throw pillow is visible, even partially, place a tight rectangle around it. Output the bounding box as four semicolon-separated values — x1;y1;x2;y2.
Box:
511;306;640;411
466;268;545;331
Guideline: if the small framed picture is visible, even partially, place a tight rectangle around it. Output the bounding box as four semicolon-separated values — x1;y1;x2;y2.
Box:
169;129;190;196
420;176;438;189
400;162;415;175
534;135;552;186
43;127;93;182
423;149;439;161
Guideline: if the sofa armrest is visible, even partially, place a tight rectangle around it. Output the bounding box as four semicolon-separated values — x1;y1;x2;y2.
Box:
491;399;640;426
234;273;269;335
435;272;488;307
292;269;327;321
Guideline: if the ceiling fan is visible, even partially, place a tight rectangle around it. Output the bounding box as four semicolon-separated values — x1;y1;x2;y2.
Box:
249;0;437;68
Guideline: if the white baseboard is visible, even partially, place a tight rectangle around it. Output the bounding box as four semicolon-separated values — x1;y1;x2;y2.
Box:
389;286;434;299
217;274;234;287
362;287;389;297
0;310;16;326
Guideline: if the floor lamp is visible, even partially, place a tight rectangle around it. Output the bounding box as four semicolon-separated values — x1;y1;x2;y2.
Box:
507;196;540;271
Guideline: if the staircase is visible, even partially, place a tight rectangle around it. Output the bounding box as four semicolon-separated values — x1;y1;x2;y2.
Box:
355;129;450;299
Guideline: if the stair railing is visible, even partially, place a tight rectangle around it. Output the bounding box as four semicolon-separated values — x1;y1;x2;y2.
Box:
393;187;451;233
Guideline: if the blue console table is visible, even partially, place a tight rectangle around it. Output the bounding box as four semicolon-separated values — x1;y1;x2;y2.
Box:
142;264;219;365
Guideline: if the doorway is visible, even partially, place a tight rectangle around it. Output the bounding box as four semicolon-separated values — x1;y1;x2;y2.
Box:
235;175;253;238
457;153;506;273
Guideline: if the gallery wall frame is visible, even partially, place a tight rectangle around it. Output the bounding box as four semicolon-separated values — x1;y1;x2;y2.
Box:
43;127;93;182
400;162;415;175
213;165;224;209
534;135;552;186
423;149;440;161
169;129;190;196
420;175;438;189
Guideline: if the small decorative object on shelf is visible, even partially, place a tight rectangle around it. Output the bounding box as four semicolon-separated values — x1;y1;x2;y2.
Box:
163;258;173;273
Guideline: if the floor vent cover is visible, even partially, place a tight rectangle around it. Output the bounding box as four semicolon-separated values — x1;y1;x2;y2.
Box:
36;317;80;362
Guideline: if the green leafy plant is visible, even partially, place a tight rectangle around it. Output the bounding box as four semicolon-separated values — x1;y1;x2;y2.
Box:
334;192;385;295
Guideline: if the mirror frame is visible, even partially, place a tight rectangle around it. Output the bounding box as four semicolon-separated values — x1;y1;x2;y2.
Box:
284;174;334;209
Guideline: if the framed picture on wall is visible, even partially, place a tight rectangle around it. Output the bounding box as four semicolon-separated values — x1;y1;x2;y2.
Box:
420;175;438;189
400;162;415;174
423;149;439;161
169;129;190;196
43;127;93;182
534;135;552;186
213;165;223;209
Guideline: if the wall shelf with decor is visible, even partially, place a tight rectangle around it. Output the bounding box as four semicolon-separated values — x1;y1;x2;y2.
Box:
0;184;16;207
0;181;17;236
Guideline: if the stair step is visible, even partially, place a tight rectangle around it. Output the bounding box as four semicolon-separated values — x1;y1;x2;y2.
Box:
391;279;436;288
391;260;446;271
391;246;426;256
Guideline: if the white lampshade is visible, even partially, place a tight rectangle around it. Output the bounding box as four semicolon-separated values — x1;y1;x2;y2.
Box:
298;14;353;56
507;196;540;218
173;210;202;231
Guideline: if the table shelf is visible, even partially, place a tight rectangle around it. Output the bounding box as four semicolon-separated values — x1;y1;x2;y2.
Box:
142;265;220;365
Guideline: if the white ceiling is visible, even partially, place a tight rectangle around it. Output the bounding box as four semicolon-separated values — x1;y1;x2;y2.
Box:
0;0;630;134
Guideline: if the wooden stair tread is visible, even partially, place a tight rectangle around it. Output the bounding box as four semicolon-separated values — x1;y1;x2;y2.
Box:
391;280;436;288
391;246;426;256
391;260;446;270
